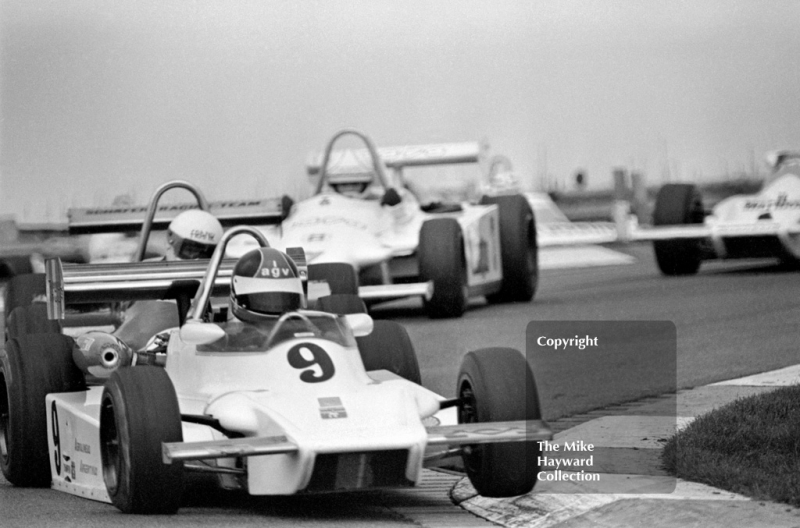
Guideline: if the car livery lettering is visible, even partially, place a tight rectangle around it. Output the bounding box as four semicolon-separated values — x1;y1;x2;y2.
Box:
440;426;527;440
83;200;265;215
288;217;369;230
74;440;91;454
79;461;98;476
287;342;335;383
744;193;800;211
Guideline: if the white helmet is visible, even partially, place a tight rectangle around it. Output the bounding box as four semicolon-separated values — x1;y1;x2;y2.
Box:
166;210;223;260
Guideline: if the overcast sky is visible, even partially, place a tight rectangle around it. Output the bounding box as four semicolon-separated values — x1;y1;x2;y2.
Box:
2;0;799;224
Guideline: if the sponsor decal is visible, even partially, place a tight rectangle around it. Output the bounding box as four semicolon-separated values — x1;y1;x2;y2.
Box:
744;193;800;211
260;261;293;278
305;233;327;243
82;200;265;216
74;439;91;454
76;335;95;352
289;216;369;230
189;229;216;242
318;397;348;419
79;461;98;476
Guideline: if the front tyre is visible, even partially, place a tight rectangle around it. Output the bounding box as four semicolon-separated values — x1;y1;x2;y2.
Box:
356;321;421;385
418;218;468;318
457;348;542;497
480;194;538;303
100;367;184;514
652;184;705;276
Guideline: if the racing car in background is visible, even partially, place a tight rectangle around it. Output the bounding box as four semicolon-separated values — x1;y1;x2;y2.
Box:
3;180;291;341
229;129;538;318
641;150;800;275
521;150;800;276
0;225;551;514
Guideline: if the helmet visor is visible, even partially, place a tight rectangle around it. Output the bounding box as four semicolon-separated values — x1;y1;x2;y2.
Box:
173;237;216;260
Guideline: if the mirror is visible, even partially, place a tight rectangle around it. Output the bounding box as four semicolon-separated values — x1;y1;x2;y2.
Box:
345;313;374;337
180;321;226;346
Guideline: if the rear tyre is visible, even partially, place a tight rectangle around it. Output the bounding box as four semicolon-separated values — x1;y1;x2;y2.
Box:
6;304;61;342
0;334;86;486
316;294;367;315
100;367;184;514
652;184;704;276
480;194;538;303
457;348;542;497
356;320;421;385
0;256;33;280
308;263;359;295
4;273;47;329
418;218;467;318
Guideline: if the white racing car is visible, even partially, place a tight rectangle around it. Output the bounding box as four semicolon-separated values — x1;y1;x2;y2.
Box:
530;150;800;275
61;130;538;318
0;225;552;514
642;150;800;275
228;129;538;318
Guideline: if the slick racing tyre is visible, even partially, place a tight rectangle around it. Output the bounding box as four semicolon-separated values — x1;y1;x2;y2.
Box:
308;262;359;297
6;304;61;342
457;348;542;497
356;320;422;385
0;333;86;487
0;256;33;280
316;293;367;315
100;366;184;514
652;184;705;276
418;218;468;318
480;194;538;303
3;273;47;329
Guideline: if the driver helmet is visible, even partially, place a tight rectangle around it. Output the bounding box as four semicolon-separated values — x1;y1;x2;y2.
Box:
166;210;223;261
230;247;306;322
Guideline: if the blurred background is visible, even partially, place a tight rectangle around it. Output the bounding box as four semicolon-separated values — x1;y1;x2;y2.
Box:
2;0;799;224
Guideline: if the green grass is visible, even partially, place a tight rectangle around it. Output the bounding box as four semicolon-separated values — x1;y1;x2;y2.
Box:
662;385;800;507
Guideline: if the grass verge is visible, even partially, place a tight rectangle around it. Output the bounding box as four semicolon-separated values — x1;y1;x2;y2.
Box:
662;385;800;507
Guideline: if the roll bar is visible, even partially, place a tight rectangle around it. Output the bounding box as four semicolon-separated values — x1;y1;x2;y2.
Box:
184;226;270;324
313;129;393;196
134;181;210;262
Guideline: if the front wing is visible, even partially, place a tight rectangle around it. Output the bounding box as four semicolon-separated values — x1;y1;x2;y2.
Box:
162;419;552;463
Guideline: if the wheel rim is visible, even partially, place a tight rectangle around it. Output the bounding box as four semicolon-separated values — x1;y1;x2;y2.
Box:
0;374;9;465
100;396;121;494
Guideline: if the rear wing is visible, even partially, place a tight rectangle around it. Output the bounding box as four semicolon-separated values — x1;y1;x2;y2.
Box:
45;258;238;319
45;244;308;320
306;141;484;179
68;198;287;235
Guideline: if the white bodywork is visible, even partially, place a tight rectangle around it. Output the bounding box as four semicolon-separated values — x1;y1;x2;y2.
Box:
42;232;551;503
47;330;453;499
538;152;800;260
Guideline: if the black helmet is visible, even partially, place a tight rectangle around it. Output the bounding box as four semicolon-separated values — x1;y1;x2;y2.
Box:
230;248;305;322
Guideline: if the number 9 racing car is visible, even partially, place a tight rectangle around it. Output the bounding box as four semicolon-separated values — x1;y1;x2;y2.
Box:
0;225;551;514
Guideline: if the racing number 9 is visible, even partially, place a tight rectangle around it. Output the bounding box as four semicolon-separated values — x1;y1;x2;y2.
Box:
51;402;61;476
287;343;335;383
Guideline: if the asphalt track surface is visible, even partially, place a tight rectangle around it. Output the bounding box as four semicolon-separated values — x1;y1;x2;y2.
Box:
2;243;799;527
